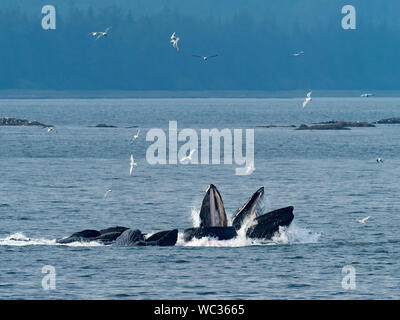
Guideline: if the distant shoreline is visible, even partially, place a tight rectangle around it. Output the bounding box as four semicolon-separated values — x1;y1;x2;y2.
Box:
1;90;400;99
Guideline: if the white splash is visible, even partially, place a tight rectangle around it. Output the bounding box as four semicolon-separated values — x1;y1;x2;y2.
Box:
0;223;321;248
270;223;321;245
182;203;320;247
190;206;201;227
178;222;320;248
0;232;103;247
177;232;256;247
144;232;155;240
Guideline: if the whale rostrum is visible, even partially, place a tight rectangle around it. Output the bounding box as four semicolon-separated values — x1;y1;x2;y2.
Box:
199;184;228;227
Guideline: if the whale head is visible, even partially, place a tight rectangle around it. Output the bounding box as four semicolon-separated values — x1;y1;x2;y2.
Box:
231;187;265;230
199;184;228;227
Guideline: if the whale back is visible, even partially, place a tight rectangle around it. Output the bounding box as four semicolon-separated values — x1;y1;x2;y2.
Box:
199;184;227;227
246;206;294;239
114;229;145;246
232;187;265;230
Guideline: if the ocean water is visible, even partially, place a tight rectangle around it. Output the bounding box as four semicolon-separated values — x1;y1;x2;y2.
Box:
0;96;400;299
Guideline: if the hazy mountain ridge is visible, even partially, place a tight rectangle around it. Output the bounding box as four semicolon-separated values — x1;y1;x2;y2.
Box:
0;1;398;90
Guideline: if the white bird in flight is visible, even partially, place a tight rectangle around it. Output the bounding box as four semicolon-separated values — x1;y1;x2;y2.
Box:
361;93;373;97
357;216;370;224
45;127;56;133
129;154;137;176
192;55;218;61
244;163;255;175
292;51;304;57
180;149;196;163
104;189;112;199
170;32;180;51
376;157;384;164
303;91;312;108
130;129;140;143
90;27;112;40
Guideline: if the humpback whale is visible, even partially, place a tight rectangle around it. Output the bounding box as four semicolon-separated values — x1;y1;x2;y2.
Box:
231;187;294;239
184;184;237;241
245;206;294;239
231;187;265;230
56;227;178;246
199;184;228;227
57;185;294;246
184;185;294;241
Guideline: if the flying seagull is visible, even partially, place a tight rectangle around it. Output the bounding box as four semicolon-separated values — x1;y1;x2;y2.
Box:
44;127;56;133
89;27;112;40
302;91;312;108
170;32;180;51
361;93;373;97
180;149;196;163
192;55;218;61
130;129;140;144
244;163;255;175
292;51;304;57
357;216;370;224
129;154;137;176
104;189;112;199
376;157;384;164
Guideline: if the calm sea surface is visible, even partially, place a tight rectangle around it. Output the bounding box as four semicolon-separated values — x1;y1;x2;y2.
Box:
0;97;399;299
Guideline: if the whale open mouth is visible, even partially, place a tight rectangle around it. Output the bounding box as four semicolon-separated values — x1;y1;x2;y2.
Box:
199;184;228;227
231;187;265;230
231;187;294;239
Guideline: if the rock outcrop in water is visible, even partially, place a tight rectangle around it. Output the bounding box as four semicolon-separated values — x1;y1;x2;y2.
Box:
297;121;375;130
256;124;296;128
0;117;51;127
375;117;400;124
90;123;117;128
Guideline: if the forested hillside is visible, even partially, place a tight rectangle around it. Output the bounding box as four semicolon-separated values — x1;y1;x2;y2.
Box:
0;1;398;90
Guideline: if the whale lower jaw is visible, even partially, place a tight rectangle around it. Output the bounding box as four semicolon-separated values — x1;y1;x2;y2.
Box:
183;226;237;242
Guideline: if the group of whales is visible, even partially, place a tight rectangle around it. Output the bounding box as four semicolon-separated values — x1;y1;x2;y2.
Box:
57;185;294;246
